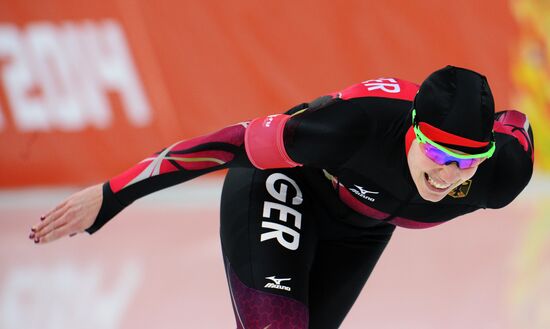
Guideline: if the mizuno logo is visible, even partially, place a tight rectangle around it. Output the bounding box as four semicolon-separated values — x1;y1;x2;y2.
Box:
353;185;379;195
265;276;291;285
264;276;291;291
349;185;378;202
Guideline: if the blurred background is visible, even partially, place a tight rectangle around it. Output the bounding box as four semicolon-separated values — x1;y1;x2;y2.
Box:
1;0;549;328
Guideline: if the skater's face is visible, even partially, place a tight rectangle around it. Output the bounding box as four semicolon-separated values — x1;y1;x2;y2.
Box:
407;139;484;202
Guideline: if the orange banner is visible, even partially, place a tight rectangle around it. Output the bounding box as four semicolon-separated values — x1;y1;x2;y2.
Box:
0;1;524;186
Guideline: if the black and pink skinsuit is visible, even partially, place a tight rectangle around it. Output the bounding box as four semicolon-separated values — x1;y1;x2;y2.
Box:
86;78;534;329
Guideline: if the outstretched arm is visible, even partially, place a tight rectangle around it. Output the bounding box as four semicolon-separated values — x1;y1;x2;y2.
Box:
30;122;253;243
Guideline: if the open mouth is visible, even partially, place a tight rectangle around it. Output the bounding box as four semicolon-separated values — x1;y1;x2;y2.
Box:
424;173;452;191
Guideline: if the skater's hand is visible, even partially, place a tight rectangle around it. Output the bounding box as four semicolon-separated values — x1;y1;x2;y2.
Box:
29;184;103;244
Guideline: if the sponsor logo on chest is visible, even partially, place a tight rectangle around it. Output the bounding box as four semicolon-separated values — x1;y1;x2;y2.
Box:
349;184;379;202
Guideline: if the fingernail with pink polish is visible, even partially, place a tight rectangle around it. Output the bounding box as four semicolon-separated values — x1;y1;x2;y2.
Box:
31;227;36;232
34;238;39;244
29;233;35;239
40;216;45;221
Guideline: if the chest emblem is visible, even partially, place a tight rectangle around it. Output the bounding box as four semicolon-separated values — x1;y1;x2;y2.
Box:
448;180;472;198
349;185;379;202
